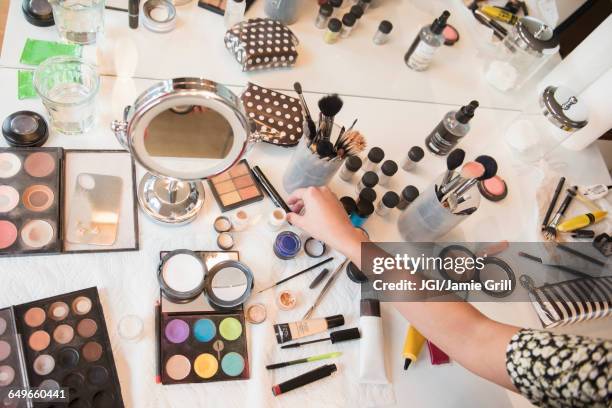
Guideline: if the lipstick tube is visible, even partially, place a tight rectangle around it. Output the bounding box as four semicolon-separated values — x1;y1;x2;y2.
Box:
272;364;337;396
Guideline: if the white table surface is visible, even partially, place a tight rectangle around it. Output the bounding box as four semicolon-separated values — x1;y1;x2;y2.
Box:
1;1;611;407
1;0;546;110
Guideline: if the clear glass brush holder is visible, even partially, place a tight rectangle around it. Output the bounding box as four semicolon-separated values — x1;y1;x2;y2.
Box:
282;122;345;194
397;174;480;242
264;0;300;25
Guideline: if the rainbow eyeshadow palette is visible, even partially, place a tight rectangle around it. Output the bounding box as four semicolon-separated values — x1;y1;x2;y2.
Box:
207;159;264;212
0;148;139;257
160;311;249;385
10;287;124;408
0;307;31;408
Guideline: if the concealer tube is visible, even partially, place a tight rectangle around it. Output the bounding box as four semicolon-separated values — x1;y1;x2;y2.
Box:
274;315;345;344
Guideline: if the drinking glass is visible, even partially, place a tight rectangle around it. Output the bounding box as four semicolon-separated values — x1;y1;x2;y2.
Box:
34;56;100;135
50;0;105;45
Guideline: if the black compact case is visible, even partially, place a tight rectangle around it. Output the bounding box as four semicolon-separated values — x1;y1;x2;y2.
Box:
13;287;124;408
160;311;250;385
0;307;31;408
0;147;140;258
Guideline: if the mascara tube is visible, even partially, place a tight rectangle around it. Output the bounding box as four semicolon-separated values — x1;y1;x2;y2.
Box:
129;0;139;29
272;364;338;396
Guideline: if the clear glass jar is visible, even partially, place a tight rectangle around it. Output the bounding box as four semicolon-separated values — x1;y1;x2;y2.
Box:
264;0;300;25
49;0;105;45
315;3;333;29
504;86;588;162
373;20;393;45
33;56;99;134
324;18;342;44
483;17;559;92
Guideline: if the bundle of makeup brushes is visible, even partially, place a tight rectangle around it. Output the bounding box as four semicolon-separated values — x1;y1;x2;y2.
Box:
436;149;498;215
294;82;366;161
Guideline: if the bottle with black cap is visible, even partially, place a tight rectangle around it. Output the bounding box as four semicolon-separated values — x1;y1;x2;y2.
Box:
425;101;479;156
401;146;424;171
340;196;358;215
350;5;364;26
363;146;384;171
357;171;379;192
373;20;393;45
350;199;374;228
341;12;356;38
315;3;333;29
376;191;399;216
324;18;343;44
377;160;398;186
339;155;362;182
397;185;419;210
405;10;450;71
356;0;371;12
22;0;54;27
358;187;377;204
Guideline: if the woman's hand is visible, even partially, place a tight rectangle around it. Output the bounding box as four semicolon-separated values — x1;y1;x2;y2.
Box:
286;186;367;262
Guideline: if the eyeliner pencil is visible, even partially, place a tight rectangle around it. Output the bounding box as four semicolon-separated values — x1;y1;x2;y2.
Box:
155;301;161;384
252;166;292;214
266;352;342;370
257;257;334;293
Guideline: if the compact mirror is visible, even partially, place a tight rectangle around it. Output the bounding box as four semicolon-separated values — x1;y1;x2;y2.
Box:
111;78;251;224
204;260;254;310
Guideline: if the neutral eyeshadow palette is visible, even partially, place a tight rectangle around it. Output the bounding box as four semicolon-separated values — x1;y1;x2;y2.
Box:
13;287;124;408
160;311;249;385
0;307;31;408
0;148;139;257
208;159;264;212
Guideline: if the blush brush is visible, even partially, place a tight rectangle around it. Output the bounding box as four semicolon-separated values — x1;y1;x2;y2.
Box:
293;82;317;143
438;148;466;197
317;94;343;142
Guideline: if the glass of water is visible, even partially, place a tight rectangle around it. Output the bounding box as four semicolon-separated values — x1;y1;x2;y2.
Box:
50;0;105;45
34;56;100;135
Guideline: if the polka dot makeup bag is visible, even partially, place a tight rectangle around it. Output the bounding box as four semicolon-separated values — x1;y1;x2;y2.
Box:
224;18;299;72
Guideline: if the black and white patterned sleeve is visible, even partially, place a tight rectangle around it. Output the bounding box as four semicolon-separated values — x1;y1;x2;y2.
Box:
506;328;611;407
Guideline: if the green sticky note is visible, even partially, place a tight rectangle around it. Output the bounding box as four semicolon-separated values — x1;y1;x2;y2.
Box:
20;38;82;66
18;70;37;100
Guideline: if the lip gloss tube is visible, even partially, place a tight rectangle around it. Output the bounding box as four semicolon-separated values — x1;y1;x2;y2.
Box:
272;364;338;396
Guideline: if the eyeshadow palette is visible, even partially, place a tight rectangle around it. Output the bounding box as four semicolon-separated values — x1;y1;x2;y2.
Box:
0;148;139;257
0;148;62;256
160;311;249;385
208;160;264;212
0;307;31;408
13;287;124;408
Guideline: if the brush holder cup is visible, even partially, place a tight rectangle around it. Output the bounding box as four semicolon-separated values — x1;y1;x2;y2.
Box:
397;174;480;242
282;122;345;194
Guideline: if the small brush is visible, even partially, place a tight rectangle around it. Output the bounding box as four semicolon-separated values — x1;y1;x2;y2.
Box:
440;161;484;205
440;149;466;194
541;177;565;230
452;155;497;198
317;94;343;142
293;82;317;142
543;186;577;241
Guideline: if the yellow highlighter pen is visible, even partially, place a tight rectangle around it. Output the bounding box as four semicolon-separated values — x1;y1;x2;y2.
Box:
480;5;519;25
557;211;608;232
403;325;426;370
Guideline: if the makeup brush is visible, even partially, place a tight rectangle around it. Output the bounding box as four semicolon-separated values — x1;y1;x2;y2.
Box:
541;177;565;230
336;130;366;158
440;161;484;201
441;148;466;188
293;82;317;142
317;140;335;159
281;328;360;349
317;94;343;142
452;155;497;198
257;257;334;293
543;186;577;241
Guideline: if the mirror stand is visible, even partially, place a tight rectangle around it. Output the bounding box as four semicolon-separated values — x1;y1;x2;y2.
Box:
138;173;205;225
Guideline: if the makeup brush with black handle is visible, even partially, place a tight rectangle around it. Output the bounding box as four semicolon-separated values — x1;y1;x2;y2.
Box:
543;186;577;241
317;94;343;142
541;177;565;230
293;82;317;143
438;148;466;198
281;328;360;349
453;155;498;198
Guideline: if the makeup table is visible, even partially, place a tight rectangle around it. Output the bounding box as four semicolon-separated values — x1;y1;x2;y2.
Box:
0;65;611;408
0;0;557;110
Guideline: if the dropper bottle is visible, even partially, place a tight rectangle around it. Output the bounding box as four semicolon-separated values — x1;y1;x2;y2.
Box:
425;100;479;156
404;10;450;71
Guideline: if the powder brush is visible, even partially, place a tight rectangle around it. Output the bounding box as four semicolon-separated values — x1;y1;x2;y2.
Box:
317;94;343;142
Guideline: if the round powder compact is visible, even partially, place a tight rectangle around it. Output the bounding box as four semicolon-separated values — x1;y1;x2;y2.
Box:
2;111;49;147
118;315;144;342
443;24;459;46
245;304;267;324
478;176;508;202
304;237;326;258
214;216;232;233
277;290;297;311
217;232;235;250
158;250;206;303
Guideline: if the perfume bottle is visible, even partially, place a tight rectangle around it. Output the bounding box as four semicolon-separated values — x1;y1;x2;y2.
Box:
224;0;246;28
404;10;450;71
425;101;479;156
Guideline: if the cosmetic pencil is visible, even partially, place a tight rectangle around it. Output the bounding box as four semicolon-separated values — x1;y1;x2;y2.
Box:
105;5;128;12
555;243;606;267
129;0;139;28
155;300;161;384
272;364;338;396
542;177;565;230
252;166;292;214
403;325;425;370
266;352;342;370
517;252;593;280
281;327;361;349
257;257;334;293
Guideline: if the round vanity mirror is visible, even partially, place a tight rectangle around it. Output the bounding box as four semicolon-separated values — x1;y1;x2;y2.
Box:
205;260;254;310
111;78;251;224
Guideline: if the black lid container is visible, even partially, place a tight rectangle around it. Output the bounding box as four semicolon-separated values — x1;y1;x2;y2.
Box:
2;111;49;147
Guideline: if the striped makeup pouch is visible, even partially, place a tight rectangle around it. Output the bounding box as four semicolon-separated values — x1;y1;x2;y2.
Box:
526;276;612;328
